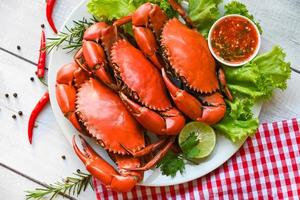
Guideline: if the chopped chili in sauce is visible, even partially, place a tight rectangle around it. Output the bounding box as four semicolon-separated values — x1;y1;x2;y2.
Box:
211;16;259;63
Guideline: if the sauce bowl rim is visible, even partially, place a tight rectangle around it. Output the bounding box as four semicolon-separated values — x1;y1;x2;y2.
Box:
208;14;261;67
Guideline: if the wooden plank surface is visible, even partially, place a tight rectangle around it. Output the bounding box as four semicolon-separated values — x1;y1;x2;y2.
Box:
242;0;300;71
0;0;299;199
0;50;95;199
0;165;41;200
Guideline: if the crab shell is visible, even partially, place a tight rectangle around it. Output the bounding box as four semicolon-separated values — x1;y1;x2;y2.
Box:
76;78;145;154
111;39;172;111
161;18;219;94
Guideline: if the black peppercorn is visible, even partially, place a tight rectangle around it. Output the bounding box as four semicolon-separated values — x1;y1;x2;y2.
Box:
18;111;23;116
61;155;66;160
30;77;34;82
41;24;45;28
5;94;9;98
17;45;21;50
77;169;81;173
13;93;18;98
12;114;17;119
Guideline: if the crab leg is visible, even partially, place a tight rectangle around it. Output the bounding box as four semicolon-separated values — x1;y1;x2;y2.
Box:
109;154;144;181
167;0;194;28
122;139;167;157
120;92;185;135
72;136;140;192
113;15;132;27
217;67;233;101
123;137;175;171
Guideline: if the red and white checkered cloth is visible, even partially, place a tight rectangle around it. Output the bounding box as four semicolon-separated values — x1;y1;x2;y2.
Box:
93;118;300;199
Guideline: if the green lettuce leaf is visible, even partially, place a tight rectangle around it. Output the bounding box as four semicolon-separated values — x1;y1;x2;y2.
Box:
213;99;259;142
87;0;177;21
252;46;291;91
224;46;291;99
87;0;143;21
188;0;263;38
150;0;178;18
216;46;291;142
188;0;223;37
224;1;263;34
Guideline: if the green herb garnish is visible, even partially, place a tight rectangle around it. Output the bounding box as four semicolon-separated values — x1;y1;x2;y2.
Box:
25;171;93;200
46;18;94;53
157;151;185;177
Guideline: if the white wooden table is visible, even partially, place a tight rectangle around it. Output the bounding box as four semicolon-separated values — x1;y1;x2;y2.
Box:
0;0;299;199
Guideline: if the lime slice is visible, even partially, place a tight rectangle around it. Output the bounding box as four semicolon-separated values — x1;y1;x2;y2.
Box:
179;122;216;160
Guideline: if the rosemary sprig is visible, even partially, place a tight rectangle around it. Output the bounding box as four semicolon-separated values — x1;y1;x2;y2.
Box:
25;171;93;200
46;18;95;53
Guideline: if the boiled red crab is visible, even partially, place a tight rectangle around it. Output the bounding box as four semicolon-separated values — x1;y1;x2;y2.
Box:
115;1;233;125
111;39;185;136
75;21;185;136
55;20;185;191
56;62;176;192
161;18;233;125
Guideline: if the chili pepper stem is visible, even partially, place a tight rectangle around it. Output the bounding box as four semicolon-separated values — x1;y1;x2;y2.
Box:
38;77;48;87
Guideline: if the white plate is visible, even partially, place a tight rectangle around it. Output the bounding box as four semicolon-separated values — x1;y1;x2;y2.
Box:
48;0;273;187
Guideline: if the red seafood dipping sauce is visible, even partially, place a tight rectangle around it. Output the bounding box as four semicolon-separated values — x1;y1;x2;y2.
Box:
209;15;260;64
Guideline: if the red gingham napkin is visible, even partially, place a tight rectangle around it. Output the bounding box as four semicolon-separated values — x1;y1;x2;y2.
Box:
93;118;300;199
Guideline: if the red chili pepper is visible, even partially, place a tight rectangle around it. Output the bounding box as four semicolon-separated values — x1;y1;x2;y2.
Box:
46;0;58;33
36;30;46;78
28;92;50;144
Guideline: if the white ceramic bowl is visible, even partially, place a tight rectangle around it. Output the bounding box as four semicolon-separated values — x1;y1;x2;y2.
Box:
208;14;261;67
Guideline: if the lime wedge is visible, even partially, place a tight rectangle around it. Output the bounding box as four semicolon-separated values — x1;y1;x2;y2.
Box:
179;122;216;160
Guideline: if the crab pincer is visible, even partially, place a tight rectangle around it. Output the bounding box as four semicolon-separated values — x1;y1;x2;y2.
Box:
73;136;141;192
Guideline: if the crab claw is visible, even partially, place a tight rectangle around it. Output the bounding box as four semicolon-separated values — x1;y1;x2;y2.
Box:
56;62;88;132
162;68;203;120
197;93;227;125
120;92;185;135
72;136;139;192
56;84;82;132
83;22;109;42
162;69;226;125
113;3;167;69
75;40;115;89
